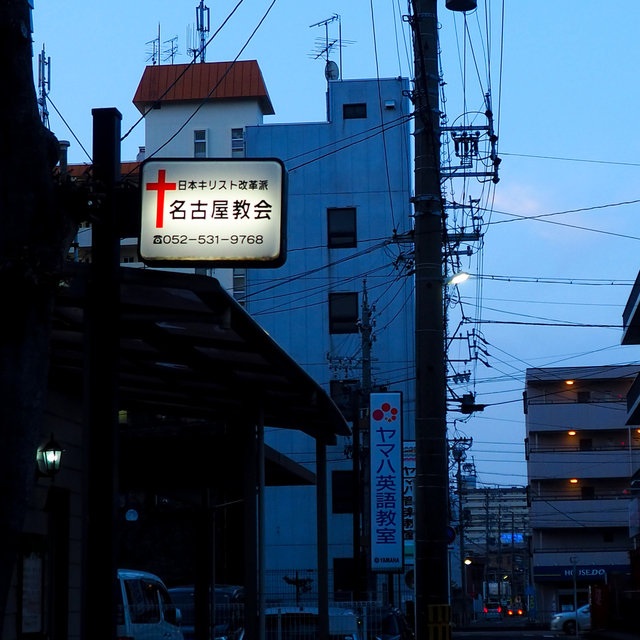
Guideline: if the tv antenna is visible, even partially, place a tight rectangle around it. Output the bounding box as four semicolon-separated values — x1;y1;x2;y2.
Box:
309;14;353;81
163;36;179;64
37;44;51;129
146;24;161;65
188;0;210;63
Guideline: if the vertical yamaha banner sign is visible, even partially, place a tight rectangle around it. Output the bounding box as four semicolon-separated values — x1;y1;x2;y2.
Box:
370;392;404;573
140;158;287;267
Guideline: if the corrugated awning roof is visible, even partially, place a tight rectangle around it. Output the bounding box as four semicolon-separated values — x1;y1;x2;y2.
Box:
50;263;349;444
133;60;275;115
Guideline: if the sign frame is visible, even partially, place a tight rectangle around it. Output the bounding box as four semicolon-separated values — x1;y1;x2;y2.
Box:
139;157;287;268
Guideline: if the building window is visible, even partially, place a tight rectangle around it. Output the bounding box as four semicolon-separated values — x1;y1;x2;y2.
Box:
330;379;358;422
579;438;593;451
343;103;367;119
233;268;246;303
194;129;207;158
329;292;358;334
577;390;591;403
333;558;356;600
332;470;354;514
581;486;595;500
231;128;244;157
328;208;357;248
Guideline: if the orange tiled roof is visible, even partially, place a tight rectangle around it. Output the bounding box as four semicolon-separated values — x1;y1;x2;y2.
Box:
55;162;141;178
132;60;274;115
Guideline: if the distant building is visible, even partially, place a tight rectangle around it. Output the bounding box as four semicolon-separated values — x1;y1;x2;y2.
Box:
452;484;529;606
525;365;640;620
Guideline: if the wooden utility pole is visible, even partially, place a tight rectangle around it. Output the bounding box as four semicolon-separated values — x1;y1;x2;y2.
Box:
411;0;450;637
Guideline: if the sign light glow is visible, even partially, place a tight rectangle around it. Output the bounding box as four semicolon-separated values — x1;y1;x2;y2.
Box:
140;158;286;267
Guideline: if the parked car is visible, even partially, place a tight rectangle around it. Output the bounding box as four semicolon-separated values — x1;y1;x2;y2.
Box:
117;569;184;640
362;606;414;640
483;602;502;620
234;606;365;640
168;584;244;640
550;604;591;635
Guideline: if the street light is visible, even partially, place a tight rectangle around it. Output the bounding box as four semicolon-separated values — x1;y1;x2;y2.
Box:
446;271;471;286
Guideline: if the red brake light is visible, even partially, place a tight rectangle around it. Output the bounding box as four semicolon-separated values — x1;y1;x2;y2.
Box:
507;609;513;615
497;606;501;613
483;607;488;613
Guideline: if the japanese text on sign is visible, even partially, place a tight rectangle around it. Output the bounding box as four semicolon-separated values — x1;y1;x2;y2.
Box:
370;392;403;573
140;159;286;266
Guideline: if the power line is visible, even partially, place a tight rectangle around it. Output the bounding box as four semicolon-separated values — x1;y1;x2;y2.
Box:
500;151;640;168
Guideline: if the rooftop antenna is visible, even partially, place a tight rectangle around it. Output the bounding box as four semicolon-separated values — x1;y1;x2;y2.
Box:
309;14;353;82
192;0;210;63
146;24;161;65
37;44;51;128
163;36;179;64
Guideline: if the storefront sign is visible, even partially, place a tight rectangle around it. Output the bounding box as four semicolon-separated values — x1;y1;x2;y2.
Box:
403;441;415;561
140;158;286;267
534;564;630;582
370;392;403;572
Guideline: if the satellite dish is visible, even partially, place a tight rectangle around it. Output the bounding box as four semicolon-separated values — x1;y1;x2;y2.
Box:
325;60;339;81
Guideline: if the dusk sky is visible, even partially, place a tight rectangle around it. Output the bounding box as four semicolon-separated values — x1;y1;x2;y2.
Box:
31;1;640;487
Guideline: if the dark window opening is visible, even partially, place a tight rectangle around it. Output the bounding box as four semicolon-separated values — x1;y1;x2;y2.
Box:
343;103;367;119
579;438;593;451
329;292;358;334
328;207;357;248
603;530;614;543
330;379;358;422
577;391;591;403
332;470;354;514
581;486;595;500
333;557;356;600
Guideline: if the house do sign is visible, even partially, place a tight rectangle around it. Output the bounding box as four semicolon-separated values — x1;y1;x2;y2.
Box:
140;158;287;267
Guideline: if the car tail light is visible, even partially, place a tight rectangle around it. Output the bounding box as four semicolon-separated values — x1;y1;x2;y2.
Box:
518;609;523;615
507;609;513;616
497;606;501;613
483;608;487;613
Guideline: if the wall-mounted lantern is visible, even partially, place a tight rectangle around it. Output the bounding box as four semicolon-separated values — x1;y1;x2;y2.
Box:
36;433;64;480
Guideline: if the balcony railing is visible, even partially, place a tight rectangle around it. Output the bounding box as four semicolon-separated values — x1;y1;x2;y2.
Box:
622;269;640;344
627;374;640;424
530;497;629;528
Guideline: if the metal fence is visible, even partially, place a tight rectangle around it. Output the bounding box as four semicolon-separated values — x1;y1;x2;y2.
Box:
264;569;414;609
172;601;412;640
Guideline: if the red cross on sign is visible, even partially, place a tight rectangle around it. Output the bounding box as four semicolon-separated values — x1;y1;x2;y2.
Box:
146;169;176;228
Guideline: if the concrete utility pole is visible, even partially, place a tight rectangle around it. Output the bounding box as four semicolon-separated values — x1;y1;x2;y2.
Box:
410;1;451;637
452;438;472;624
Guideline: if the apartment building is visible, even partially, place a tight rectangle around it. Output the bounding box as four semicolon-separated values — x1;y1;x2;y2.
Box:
525;365;640;620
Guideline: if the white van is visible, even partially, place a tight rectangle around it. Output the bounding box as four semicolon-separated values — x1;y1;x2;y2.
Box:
117;569;184;640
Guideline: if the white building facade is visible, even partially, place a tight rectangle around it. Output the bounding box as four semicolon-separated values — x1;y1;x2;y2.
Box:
525;365;640;620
